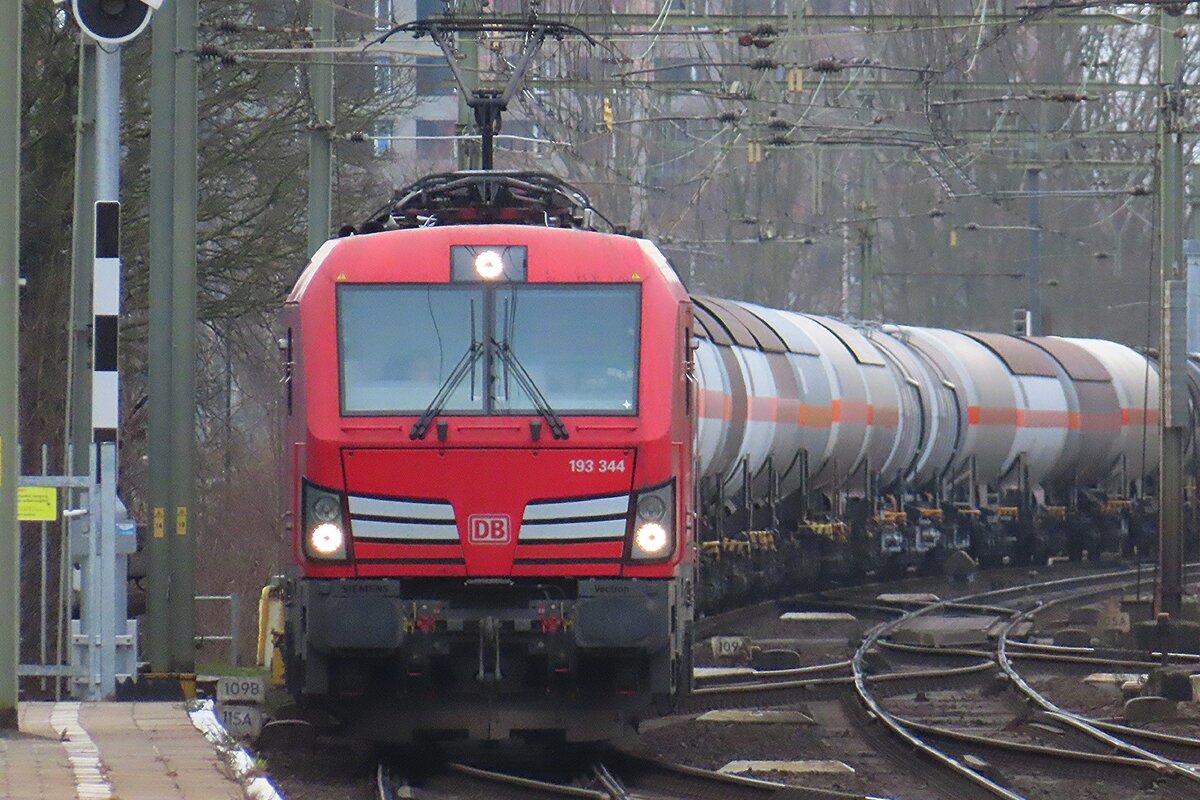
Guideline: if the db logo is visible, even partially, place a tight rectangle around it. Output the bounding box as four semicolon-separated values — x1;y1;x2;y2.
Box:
468;514;511;545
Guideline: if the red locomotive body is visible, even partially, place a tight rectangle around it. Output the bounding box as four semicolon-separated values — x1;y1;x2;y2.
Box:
281;204;695;741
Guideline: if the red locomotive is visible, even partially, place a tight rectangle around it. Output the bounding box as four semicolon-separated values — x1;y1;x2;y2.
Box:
281;173;696;742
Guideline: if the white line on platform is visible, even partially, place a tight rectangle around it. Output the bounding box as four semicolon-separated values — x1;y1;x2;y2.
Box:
188;700;286;800
50;702;113;800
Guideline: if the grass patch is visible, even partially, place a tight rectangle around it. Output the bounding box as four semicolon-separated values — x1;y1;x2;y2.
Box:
197;661;271;679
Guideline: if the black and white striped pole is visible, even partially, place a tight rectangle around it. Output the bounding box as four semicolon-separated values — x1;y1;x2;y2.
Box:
91;201;119;446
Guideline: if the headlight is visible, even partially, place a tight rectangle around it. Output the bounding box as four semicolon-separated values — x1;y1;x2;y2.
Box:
310;522;345;555
312;495;341;523
303;481;350;562
634;521;669;554
628;480;675;562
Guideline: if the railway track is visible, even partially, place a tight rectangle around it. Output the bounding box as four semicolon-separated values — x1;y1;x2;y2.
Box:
851;565;1200;800
375;751;872;799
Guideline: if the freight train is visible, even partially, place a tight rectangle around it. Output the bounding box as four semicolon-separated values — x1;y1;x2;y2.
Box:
279;170;1167;744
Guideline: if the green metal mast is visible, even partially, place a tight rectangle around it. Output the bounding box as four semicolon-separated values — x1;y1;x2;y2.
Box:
65;42;96;481
0;0;21;729
307;0;334;256
169;0;198;670
456;0;482;171
147;0;177;672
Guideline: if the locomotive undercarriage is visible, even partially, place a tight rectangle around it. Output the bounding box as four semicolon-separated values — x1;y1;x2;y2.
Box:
284;575;692;742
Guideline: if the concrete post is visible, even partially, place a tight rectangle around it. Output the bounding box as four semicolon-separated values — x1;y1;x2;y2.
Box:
1157;9;1186;617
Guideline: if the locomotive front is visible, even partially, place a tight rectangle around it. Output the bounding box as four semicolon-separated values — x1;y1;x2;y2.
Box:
281;220;695;742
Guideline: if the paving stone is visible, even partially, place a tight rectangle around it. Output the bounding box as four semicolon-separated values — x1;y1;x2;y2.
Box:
0;702;247;800
1124;695;1177;723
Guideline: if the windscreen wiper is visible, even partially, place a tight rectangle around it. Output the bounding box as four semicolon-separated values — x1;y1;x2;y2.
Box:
491;338;569;440
410;341;485;440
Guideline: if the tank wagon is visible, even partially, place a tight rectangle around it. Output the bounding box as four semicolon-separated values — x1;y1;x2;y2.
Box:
692;298;1164;607
279;169;1169;743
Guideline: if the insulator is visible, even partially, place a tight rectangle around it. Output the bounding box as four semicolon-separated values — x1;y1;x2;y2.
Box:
812;59;843;73
749;58;776;71
216;20;239;33
347;131;367;142
737;33;754;46
767;117;790;130
770;134;791;146
753;24;777;36
717;110;738;123
197;45;223;61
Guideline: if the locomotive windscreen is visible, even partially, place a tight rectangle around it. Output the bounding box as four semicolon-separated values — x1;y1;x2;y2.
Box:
337;283;640;416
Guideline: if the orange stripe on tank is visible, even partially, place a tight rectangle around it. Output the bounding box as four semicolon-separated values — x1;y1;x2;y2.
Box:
1122;408;1159;425
748;396;775;422
839;400;871;424
1020;410;1071;428
830;399;841;423
967;406;1020;426
804;403;834;428
873;406;900;427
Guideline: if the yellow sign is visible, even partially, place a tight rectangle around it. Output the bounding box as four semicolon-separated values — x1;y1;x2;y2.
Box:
176;506;188;536
153;507;165;539
18;487;58;522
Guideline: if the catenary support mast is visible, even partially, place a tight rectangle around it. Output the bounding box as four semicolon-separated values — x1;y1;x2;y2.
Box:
1157;8;1186;617
148;0;178;672
169;0;199;670
307;0;335;256
0;0;20;732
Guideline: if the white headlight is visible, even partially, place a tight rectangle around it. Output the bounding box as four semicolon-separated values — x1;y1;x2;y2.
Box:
310;522;344;556
312;495;341;522
633;521;669;556
474;250;504;279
